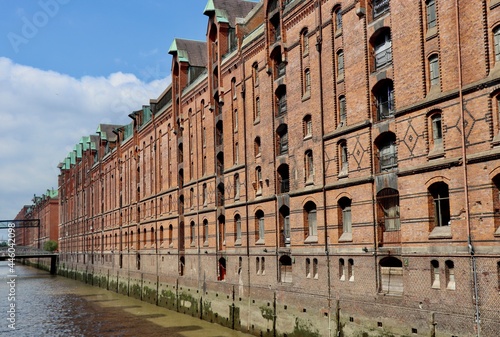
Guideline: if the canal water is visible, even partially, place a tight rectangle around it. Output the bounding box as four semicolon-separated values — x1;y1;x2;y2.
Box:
0;261;254;337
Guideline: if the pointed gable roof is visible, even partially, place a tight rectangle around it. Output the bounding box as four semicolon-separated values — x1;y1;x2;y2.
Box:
168;38;207;68
203;0;259;27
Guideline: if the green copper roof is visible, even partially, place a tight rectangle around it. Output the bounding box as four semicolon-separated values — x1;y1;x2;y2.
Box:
168;39;189;62
74;143;82;159
203;0;215;14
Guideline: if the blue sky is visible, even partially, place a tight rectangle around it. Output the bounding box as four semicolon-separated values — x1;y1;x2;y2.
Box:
0;0;221;233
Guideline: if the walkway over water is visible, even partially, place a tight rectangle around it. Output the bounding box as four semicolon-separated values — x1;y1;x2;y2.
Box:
0;246;58;274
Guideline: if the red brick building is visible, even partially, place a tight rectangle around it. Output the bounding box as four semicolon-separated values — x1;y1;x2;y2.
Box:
14;189;59;249
57;1;500;336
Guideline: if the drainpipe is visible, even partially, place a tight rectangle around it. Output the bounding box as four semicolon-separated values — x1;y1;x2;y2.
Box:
239;48;252;333
315;1;332;336
454;1;479;335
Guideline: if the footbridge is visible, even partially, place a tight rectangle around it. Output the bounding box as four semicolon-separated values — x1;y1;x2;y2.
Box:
0;246;58;274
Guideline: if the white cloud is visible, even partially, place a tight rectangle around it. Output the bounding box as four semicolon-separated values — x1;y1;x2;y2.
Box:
0;57;169;221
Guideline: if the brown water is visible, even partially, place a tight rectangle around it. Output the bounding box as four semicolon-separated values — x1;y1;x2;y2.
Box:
0;261;253;337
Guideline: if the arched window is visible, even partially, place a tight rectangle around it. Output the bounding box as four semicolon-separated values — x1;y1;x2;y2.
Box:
277;164;290;194
252;62;259;86
203;219;209;244
494;26;500;63
429;182;450;227
159;226;164;244
280;255;292;283
301;29;309;56
306;258;311;278
338;95;347;126
304;68;311;95
373;80;394;120
337;50;344;78
377;188;400;231
339;140;348;176
234;174;240;200
376;133;397;171
256;210;265;243
371;28;392;70
445;260;455;290
379;257;403;295
304;201;317;240
303;115;312;138
168;225;173;246
276;85;287;116
429;112;443;152
190;221;195;245
276;124;288;155
305;150;314;182
348;259;354;281
431;260;440;288
234;214;242;244
339;258;346;280
255;97;261;121
254;137;261;157
426;0;437;31
429;54;440;87
338;197;352;241
334;6;342;32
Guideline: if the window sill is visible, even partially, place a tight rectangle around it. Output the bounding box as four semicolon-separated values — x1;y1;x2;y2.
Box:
255;239;265;245
302;92;311;102
338;169;348;179
429;226;452;239
303;134;312;141
494;227;500;236
335;30;342;38
491;0;500;9
304;235;318;243
203;241;209;247
425;26;438;41
428;147;444;160
253;119;260;125
336;74;344;84
339;232;352;242
234;239;242;246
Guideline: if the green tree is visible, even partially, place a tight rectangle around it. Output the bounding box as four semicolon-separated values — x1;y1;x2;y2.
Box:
43;240;58;252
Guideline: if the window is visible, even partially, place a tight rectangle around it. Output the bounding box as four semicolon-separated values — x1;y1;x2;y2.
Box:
159;226;164;244
202;183;207;206
430;113;443;150
348;259;354;281
339;141;348;175
339;258;346;280
334;7;342;32
429;182;450;227
429;54;440;87
431;260;440;288
201;219;208;245
261;257;265;275
377;188;400;230
255;97;261;121
276;124;288;155
168;225;173;246
305;150;314;182
256;166;263;195
493;175;500;234
277;164;290;194
445;260;455;290
302;29;309;55
276;86;287;115
306;258;311;278
256;257;260;274
426;0;436;30
373;0;390;19
231;78;237;100
304;201;317;240
379;257;403;295
234;109;238;132
234;174;240;200
253;62;259;86
280;255;292;283
234;141;239;165
337;50;344;78
190;221;195;245
495;26;500;63
313;258;318;279
254;137;261;157
338;197;352;241
304;68;311;94
373;29;392;70
303;115;312;137
256;210;265;243
377;133;397;171
235;215;242;244
374;80;394;119
339;96;347;126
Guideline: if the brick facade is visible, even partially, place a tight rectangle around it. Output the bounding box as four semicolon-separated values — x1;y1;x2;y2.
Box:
51;1;500;336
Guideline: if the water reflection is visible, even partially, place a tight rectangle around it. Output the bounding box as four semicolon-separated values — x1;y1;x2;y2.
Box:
0;262;252;337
